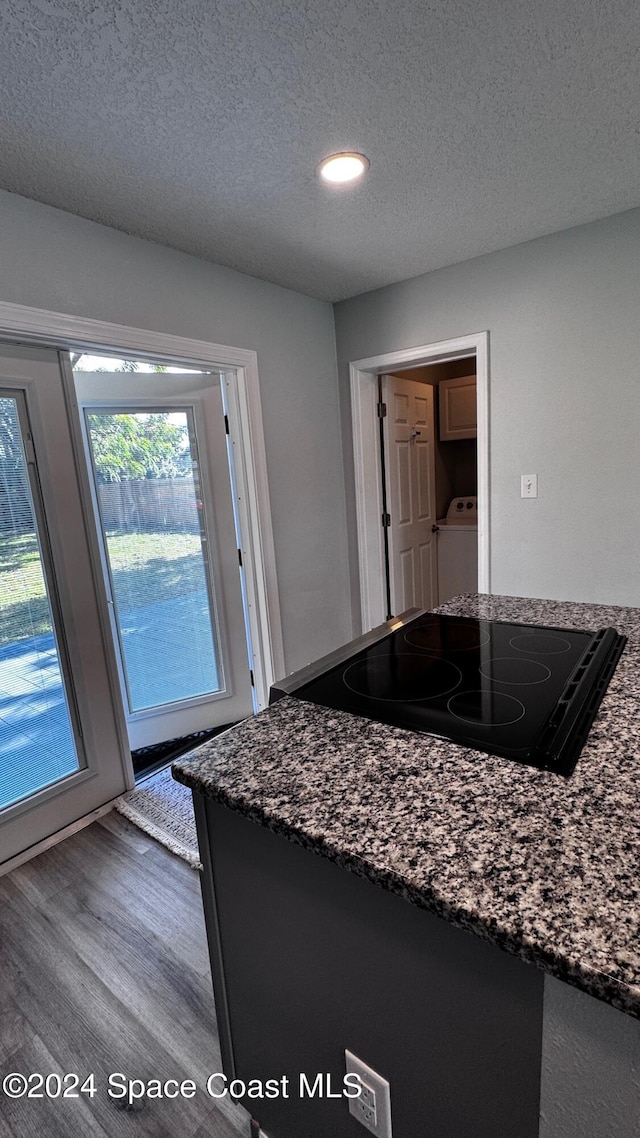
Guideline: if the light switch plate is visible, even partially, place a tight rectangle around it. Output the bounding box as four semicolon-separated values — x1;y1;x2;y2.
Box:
521;473;538;498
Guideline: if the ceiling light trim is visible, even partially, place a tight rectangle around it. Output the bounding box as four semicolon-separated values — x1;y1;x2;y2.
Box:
319;152;370;185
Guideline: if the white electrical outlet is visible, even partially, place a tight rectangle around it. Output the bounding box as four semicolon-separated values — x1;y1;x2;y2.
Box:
345;1050;392;1138
521;473;538;498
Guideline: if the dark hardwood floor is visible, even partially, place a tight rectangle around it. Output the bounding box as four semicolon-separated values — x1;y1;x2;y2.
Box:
0;812;250;1138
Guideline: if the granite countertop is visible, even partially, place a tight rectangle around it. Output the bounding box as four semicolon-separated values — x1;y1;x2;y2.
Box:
173;594;640;1019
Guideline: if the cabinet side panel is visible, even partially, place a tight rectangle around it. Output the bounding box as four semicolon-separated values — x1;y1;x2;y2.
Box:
202;798;543;1138
193;791;237;1079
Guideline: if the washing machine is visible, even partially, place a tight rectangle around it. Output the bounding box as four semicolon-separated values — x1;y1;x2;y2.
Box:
436;496;478;604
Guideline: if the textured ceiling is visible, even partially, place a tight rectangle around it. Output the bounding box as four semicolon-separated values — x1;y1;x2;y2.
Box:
1;0;640;301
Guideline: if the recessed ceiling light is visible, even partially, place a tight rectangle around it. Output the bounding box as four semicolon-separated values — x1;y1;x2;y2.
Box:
319;152;370;184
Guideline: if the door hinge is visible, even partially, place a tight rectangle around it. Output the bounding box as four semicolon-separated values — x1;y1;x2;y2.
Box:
382;512;391;528
377;401;387;419
237;548;243;567
249;669;255;687
224;414;230;435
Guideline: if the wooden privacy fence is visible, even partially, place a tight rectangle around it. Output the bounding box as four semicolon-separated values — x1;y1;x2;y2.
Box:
97;478;201;533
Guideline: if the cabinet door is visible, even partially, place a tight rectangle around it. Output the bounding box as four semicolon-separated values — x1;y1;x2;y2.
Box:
439;375;477;440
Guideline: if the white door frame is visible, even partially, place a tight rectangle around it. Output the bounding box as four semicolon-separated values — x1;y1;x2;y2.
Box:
349;331;490;632
0;301;285;749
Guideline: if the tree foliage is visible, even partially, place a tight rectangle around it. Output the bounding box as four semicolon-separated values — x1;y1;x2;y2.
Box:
0;397;24;469
87;413;191;482
0;397;32;534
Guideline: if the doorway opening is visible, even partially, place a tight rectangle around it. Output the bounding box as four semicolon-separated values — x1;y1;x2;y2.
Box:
0;300;283;865
349;332;489;634
71;349;255;773
380;357;478;618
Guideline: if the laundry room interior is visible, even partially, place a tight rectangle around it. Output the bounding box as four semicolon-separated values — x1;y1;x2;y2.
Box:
388;356;478;606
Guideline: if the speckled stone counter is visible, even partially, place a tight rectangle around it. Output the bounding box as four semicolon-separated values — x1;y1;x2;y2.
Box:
173;593;640;1020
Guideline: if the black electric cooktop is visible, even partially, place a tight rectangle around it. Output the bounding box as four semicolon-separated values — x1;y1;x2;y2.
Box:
272;614;626;776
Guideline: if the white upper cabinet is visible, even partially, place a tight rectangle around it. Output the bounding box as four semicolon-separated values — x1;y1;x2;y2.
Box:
439;375;477;440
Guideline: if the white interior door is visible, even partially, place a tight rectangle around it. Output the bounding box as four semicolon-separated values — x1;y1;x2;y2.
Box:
0;345;128;864
75;366;254;749
382;374;437;616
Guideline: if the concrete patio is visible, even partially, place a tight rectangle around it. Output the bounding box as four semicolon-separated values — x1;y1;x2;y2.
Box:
0;589;219;809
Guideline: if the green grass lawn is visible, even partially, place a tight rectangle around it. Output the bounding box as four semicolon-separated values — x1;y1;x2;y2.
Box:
0;531;204;648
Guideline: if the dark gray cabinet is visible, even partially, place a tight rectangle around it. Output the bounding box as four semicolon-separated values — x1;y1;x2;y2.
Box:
194;794;543;1138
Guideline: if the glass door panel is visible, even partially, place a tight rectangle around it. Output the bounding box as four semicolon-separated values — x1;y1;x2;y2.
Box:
0;392;81;808
0;345;127;866
73;355;255;751
84;408;224;714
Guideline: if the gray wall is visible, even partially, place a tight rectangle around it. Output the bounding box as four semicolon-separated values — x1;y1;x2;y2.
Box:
334;209;640;634
0;188;351;672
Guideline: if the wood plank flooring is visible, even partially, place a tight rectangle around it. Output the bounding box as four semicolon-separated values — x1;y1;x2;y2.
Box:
0;811;250;1138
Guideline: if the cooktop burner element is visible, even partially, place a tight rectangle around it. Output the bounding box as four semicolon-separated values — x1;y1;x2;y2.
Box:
405;616;490;652
478;657;552;685
447;689;526;726
272;613;626;776
509;632;572;655
344;654;462;702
